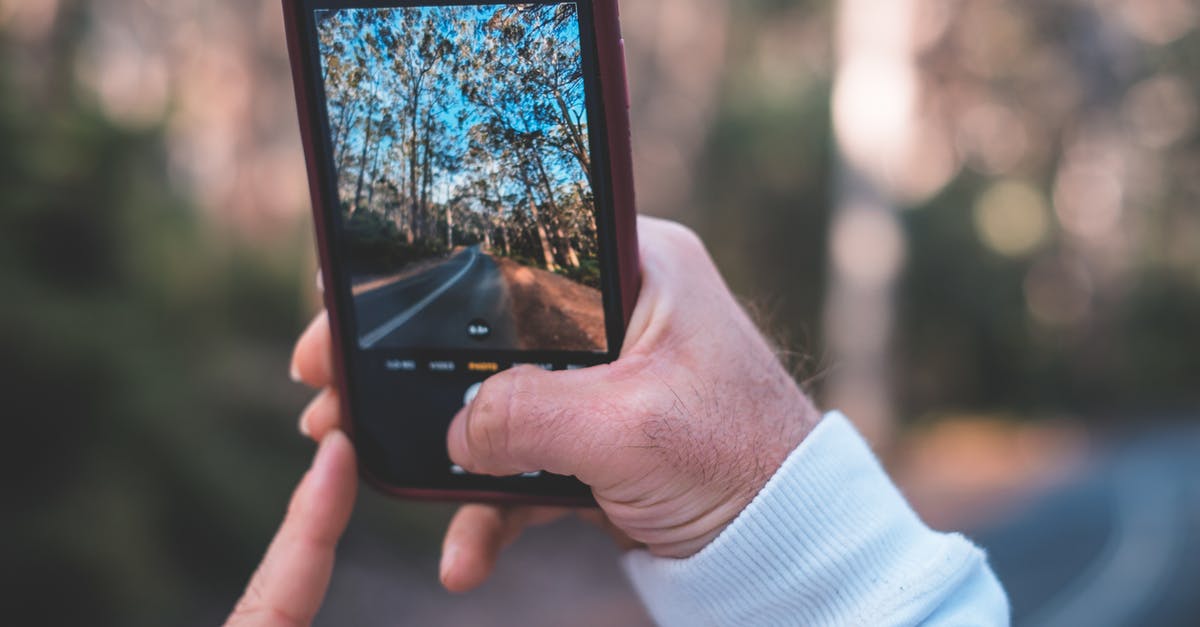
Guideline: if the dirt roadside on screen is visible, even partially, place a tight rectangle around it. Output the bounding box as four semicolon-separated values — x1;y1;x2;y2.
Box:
495;257;606;352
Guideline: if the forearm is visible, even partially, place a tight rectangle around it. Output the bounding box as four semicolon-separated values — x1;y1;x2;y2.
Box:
621;412;1010;626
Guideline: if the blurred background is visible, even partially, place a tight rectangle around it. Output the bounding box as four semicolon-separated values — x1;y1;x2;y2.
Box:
3;0;1198;625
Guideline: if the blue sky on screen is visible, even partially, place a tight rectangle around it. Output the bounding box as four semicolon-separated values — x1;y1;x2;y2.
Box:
316;3;588;207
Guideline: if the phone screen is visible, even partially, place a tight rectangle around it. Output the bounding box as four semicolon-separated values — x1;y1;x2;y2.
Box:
304;1;620;497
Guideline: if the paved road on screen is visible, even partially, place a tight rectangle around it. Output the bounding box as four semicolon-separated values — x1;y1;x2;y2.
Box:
354;246;518;350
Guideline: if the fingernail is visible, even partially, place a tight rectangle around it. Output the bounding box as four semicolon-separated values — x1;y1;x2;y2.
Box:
299;393;320;439
289;361;302;383
439;544;459;586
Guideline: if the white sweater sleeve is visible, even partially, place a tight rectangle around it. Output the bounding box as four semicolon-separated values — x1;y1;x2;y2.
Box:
621;412;1009;626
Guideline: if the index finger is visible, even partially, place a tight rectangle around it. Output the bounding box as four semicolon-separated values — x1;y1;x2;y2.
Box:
226;431;358;627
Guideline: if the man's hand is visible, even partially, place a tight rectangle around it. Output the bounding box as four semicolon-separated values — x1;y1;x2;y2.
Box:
225;431;357;627
289;217;820;592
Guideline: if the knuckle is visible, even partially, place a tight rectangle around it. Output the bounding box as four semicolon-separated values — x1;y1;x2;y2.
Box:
499;368;547;457
464;371;523;464
661;220;706;253
502;367;537;422
651;222;720;287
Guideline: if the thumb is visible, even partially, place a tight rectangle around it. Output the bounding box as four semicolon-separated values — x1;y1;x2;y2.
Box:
446;365;625;480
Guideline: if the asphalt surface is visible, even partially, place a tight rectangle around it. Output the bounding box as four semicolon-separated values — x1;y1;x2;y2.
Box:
354;246;518;350
973;422;1200;626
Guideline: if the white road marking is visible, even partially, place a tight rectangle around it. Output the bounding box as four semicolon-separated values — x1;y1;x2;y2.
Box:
358;248;479;349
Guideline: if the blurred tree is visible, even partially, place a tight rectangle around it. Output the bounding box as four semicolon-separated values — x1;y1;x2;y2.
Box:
0;6;330;624
693;0;1200;425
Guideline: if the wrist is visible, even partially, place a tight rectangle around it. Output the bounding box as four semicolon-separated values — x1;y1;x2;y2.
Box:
648;389;820;559
621;412;1003;627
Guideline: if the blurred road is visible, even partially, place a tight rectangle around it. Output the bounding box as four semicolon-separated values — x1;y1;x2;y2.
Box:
316;513;653;627
311;425;1198;627
974;423;1200;627
355;246;518;350
234;423;1200;627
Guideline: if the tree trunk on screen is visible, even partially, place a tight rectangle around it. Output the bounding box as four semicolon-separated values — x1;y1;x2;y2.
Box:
407;80;424;242
351;98;377;214
556;225;581;268
364;144;382;213
520;171;557;271
332;100;358;171
531;151;579;269
527;198;557;271
574;180;597;242
552;87;591;183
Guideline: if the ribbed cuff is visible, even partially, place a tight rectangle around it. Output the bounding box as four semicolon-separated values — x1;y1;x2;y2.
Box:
621;412;998;626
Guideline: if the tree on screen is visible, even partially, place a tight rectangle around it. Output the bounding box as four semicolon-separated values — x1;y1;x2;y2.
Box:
318;3;600;286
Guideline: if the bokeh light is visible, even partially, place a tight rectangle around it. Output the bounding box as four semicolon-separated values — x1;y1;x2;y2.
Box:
974;180;1050;257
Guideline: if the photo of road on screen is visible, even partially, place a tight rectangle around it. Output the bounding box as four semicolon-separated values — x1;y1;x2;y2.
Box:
316;3;608;353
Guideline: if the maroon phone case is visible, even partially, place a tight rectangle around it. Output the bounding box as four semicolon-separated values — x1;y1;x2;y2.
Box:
282;0;640;506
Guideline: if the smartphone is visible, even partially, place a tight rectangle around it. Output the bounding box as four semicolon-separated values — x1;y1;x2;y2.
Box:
282;0;638;504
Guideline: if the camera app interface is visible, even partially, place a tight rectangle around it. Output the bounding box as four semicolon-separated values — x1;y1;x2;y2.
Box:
315;3;608;355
